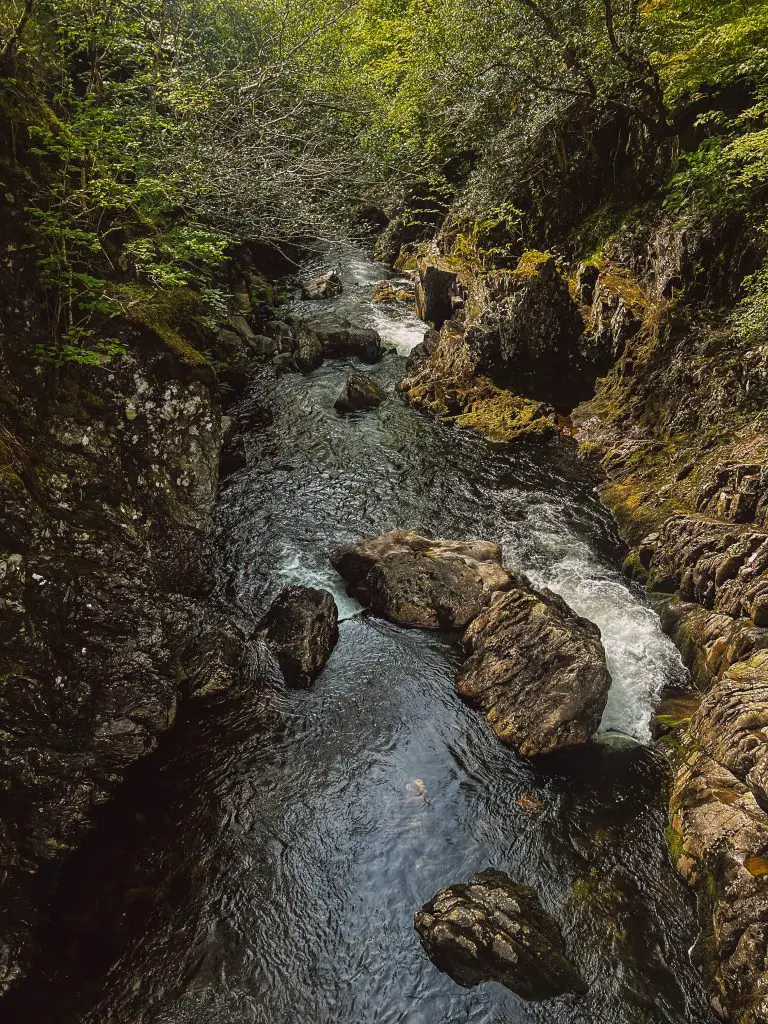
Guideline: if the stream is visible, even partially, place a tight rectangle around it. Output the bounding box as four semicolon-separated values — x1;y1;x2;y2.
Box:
6;250;716;1024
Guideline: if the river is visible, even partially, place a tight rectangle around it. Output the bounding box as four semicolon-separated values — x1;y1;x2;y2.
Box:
5;249;715;1024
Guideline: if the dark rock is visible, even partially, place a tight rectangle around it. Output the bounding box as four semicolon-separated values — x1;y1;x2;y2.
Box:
291;324;324;372
301;270;342;300
258;586;339;687
414;870;587;999
330;530;512;630
466;251;586;403
575;261;599;305
415;263;461;328
217;361;255;405
250;334;281;357
215;328;246;360
405;328;439;374
457;586;611;756
312;324;382;363
334;373;386;414
219;435;247;477
228;314;257;344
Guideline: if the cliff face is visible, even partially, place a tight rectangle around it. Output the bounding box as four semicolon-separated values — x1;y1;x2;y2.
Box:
394;206;768;1021
0;191;270;992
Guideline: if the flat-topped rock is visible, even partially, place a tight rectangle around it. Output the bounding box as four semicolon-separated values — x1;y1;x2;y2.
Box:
330;530;513;629
414;869;587;999
458;586;611;756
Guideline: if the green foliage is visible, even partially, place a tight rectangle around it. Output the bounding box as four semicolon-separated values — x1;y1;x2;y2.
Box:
732;257;768;342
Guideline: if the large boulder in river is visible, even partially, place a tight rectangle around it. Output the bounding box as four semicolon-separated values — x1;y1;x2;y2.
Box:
330;530;512;629
312;323;382;363
457;587;611;756
301;270;342;300
334;373;386;414
415;869;587;999
258;586;339;687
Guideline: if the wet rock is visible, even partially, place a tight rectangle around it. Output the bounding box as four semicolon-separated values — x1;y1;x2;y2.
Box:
334;373;386;414
291;324;324;372
250;333;281;357
258;586;339;687
301;269;342;300
457;586;611;756
312;323;382;363
330;530;512;630
414;870;587;999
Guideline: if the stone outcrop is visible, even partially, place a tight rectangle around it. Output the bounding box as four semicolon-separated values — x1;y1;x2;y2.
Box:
415;262;463;328
457;587;611;756
403;251;588;415
258;586;339;687
300;269;342;300
330;530;511;630
616;508;768;1021
414;870;587;999
0;344;253;995
259;319;383;371
331;530;610;754
334;373;386;413
399;319;558;444
641;514;768;626
311;323;382;363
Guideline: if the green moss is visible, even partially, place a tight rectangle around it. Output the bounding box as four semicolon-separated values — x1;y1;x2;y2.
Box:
116;285;210;368
453;388;557;442
664;822;685;866
621;550;650;584
512;249;554;279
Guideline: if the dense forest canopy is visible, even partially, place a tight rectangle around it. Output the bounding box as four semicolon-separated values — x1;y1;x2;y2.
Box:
1;0;767;363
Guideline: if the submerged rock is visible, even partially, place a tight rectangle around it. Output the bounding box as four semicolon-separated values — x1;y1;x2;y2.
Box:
457;586;611;756
258;586;339;687
301;270;342;300
330;530;512;629
334;373;386;414
414;870;587;999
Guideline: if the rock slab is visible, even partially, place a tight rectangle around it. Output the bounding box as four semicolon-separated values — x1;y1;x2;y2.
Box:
414;870;587;999
258;586;339;687
330;530;512;630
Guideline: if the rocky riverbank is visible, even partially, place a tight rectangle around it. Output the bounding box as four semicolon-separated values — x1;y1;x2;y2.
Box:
390;208;768;1021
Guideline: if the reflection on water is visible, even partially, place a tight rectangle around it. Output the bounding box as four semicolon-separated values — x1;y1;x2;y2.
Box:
4;249;711;1024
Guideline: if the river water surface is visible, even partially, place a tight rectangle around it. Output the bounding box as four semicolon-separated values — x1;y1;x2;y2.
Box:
7;251;715;1024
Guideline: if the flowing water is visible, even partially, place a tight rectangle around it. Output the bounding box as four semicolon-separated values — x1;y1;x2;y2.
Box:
7;250;715;1024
